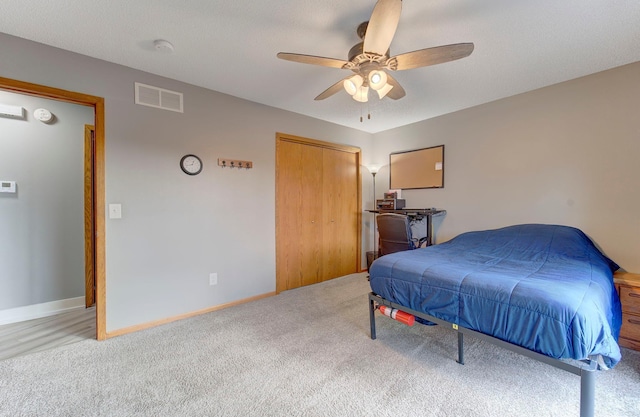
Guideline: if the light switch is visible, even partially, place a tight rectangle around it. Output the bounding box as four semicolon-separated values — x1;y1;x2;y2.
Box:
109;204;122;219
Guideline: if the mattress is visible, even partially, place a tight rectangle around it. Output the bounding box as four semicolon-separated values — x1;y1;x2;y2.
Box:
369;224;622;368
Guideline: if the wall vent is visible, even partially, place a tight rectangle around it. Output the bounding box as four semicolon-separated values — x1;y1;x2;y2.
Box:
134;82;183;113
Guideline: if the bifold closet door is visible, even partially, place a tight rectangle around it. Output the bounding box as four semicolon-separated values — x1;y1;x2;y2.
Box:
276;140;323;292
322;148;358;281
276;134;361;293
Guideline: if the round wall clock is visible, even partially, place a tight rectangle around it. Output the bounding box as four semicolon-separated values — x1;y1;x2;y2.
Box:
180;154;203;175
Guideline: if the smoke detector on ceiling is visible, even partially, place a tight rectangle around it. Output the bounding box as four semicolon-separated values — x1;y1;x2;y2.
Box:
153;39;174;53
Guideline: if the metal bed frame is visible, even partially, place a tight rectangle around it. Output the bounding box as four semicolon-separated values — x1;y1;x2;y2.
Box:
368;292;599;417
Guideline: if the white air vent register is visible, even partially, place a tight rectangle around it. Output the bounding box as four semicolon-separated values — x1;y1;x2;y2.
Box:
134;82;183;113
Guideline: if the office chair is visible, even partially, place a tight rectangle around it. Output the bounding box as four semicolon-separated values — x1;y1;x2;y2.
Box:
376;213;427;256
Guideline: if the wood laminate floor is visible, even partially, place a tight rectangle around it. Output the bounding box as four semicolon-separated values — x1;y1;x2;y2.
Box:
0;307;96;361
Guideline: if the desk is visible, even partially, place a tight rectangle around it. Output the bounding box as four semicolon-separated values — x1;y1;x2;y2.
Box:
366;208;446;246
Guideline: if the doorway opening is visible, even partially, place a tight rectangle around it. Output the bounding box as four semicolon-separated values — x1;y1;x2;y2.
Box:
0;76;106;340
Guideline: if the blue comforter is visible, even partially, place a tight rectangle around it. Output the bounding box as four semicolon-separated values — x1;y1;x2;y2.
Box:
369;224;622;368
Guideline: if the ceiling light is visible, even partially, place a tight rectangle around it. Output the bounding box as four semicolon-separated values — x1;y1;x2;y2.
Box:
352;86;369;102
343;75;363;96
368;70;388;91
376;83;394;99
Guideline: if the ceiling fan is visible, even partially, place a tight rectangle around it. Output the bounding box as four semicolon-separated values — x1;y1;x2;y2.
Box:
277;0;474;102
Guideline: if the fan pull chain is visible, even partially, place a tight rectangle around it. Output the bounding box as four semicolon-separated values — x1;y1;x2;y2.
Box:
358;103;373;123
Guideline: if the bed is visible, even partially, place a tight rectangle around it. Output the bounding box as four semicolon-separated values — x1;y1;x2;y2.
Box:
368;224;622;417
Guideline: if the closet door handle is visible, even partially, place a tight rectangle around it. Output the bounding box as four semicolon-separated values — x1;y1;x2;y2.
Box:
628;318;640;325
629;292;640;298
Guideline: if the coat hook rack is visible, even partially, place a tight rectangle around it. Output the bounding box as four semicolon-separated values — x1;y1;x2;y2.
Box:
218;158;253;169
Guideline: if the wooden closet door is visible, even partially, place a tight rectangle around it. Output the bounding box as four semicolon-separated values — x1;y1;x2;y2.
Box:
276;140;323;292
322;148;358;281
276;133;361;293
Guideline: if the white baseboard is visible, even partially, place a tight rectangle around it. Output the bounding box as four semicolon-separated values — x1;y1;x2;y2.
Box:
0;297;86;325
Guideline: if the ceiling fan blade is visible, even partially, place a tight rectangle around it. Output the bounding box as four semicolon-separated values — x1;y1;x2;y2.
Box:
363;0;402;56
385;73;406;100
314;78;350;100
277;52;349;69
392;43;474;71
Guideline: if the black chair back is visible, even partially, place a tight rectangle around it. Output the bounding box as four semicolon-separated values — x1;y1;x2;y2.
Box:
376;213;413;256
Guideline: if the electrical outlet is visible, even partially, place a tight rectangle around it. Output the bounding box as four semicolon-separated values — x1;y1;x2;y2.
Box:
209;273;218;286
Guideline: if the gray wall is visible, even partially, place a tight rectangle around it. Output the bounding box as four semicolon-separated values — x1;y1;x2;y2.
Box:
0;91;93;309
373;61;640;272
0;33;373;331
3;30;637;333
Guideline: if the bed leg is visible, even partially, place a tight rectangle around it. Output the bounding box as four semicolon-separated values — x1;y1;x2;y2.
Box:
369;297;377;340
457;332;464;365
579;368;595;417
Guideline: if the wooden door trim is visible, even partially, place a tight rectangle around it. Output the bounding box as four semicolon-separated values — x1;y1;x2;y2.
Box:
276;132;361;154
275;132;362;293
84;125;96;308
0;76;107;341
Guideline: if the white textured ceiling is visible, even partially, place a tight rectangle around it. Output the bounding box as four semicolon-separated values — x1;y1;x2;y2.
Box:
1;0;639;133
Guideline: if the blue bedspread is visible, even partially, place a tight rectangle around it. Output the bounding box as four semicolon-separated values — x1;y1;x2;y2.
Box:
369;224;622;368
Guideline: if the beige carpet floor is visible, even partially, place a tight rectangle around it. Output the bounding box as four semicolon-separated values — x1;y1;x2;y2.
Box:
1;273;638;416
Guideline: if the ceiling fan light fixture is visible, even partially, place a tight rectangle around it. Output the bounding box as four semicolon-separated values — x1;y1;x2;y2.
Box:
376;83;394;99
277;0;473;103
368;70;388;91
343;75;364;96
352;86;369;102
